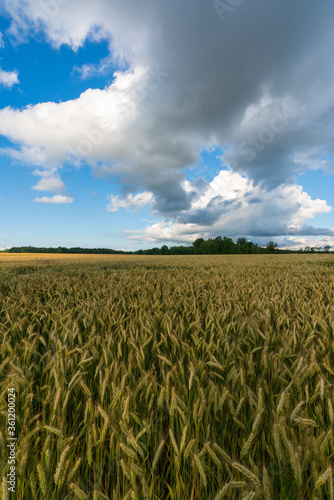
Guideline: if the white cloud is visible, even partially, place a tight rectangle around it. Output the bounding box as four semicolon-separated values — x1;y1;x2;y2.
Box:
30;167;72;196
0;68;19;88
73;55;114;80
140;170;332;243
107;191;154;212
0;32;4;48
278;235;334;251
0;66;157;164
33;195;73;204
0;145;53;166
0;146;69;194
32;176;66;192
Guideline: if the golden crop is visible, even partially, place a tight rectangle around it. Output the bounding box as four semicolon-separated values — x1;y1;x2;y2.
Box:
0;254;333;499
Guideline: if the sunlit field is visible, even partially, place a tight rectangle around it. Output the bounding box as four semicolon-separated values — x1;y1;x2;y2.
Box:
0;254;333;499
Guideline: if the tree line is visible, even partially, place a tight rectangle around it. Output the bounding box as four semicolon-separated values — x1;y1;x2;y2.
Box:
4;238;332;255
6;246;122;254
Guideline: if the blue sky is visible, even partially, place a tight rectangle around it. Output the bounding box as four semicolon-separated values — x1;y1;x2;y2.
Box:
1;1;334;251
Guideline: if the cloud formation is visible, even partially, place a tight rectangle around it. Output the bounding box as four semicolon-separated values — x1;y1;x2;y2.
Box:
131;170;332;243
0;67;19;88
32;176;66;193
33;195;73;204
1;0;334;240
108;191;154;212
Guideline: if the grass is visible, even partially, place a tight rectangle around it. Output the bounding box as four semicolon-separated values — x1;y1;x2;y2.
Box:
0;254;333;499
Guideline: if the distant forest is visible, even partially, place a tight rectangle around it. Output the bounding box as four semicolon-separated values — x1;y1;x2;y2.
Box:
4;237;332;255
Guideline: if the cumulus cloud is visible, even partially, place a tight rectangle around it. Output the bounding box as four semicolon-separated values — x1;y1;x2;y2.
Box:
1;0;334;238
279;236;334;251
32;176;66;192
0;67;19;88
0;145;54;166
108;191;154;212
0;147;69;194
140;170;332;243
33;195;73;204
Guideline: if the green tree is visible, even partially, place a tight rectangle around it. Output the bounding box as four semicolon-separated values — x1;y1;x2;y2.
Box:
266;241;278;253
193;238;205;254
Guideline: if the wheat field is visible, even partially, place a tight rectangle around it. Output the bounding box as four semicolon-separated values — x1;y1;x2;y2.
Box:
0;254;333;499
